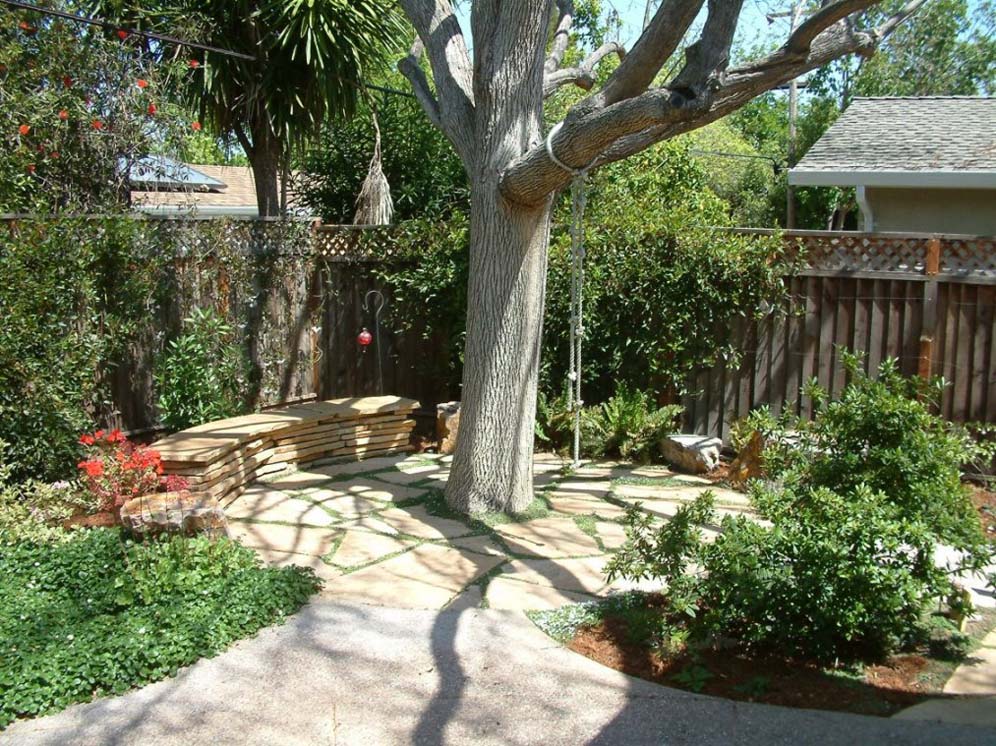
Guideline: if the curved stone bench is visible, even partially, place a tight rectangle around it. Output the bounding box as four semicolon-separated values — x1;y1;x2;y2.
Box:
154;396;419;505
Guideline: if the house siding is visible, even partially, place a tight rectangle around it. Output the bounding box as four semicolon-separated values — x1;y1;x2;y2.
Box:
864;187;996;235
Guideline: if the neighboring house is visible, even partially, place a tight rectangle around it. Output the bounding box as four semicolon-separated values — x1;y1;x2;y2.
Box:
789;97;996;235
129;156;308;217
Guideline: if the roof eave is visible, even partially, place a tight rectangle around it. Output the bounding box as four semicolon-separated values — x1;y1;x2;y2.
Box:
788;169;996;189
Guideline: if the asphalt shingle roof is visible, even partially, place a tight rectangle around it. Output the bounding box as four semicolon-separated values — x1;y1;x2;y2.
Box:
792;97;996;176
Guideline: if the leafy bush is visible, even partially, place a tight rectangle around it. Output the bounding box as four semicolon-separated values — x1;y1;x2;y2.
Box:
0;441;82;544
757;355;986;549
607;361;992;662
581;384;682;462
155;307;249;431
608;489;954;662
0;529;318;728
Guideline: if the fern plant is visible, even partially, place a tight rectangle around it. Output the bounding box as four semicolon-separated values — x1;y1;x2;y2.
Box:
581;384;682;462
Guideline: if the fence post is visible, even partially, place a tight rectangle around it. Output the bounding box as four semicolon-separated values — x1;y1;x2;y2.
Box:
918;237;941;379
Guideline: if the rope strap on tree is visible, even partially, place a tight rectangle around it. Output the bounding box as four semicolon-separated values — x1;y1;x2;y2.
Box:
545;121;589;468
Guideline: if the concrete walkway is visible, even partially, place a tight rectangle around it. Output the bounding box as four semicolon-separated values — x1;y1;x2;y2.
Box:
6;601;995;746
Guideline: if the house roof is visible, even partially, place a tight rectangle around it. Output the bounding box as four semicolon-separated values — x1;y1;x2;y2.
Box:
131;162;307;216
789;97;996;189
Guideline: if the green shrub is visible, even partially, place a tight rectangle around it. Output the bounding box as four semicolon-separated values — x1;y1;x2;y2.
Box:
608;489;953;662
155;307;250;431
0;441;82;544
0;529;318;728
607;360;992;662
581;384;682;462
761;355;986;549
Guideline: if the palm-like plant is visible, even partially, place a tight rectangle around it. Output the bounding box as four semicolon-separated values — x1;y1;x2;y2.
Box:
93;0;405;215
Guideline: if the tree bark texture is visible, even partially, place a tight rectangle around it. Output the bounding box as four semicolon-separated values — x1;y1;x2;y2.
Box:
249;122;282;218
443;1;553;514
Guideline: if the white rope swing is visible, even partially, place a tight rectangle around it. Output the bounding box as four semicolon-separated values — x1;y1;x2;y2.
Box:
545;121;590;468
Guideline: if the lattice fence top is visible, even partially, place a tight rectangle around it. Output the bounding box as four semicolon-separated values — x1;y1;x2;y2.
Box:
737;230;996;278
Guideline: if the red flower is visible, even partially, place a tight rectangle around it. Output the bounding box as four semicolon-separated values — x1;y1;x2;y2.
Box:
136;78;148;89
94;429;105;439
188;59;200;69
49;151;59;159
91;119;104;130
62;76;73;88
58;109;69;121
18;124;30;136
79;433;95;446
191;121;202;132
116;29;129;40
78;459;104;478
147;103;157;115
108;428;125;443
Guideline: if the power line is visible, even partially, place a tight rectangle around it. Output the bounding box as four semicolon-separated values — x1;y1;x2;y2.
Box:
2;0;255;60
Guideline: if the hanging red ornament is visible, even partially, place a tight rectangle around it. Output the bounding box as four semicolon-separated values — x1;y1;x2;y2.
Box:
147;102;157;115
62;75;73;88
116;29;129;40
136;78;148;89
58;109;69;121
188;59;200;69
18;124;30;135
357;328;373;347
191;121;202;131
91;119;104;130
49;151;59;159
26;163;36;173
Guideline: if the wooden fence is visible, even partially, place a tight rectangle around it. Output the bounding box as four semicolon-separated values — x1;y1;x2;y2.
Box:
682;231;996;440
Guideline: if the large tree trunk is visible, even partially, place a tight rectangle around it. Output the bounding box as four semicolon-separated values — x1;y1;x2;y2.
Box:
443;1;554;514
445;183;553;514
249;122;282;218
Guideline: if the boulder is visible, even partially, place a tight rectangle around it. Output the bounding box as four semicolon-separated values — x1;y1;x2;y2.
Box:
659;434;722;474
120;491;228;539
436;401;461;455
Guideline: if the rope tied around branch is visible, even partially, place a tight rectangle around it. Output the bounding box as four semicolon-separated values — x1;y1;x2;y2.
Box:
545;121;591;468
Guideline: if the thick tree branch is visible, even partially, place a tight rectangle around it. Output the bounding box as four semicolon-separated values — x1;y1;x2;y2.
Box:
591;0;705;107
398;38;443;131
501;0;928;206
672;0;745;90
398;0;475;163
788;0;880;53
543;41;626;97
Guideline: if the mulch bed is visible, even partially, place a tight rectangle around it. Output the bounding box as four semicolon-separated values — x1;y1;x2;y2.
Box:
569;616;933;717
969;483;996;540
62;510;118;529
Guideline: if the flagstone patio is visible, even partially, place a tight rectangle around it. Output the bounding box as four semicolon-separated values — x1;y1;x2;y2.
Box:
221;452;738;611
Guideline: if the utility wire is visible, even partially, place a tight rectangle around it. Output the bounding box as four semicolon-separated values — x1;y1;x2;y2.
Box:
2;0;255;60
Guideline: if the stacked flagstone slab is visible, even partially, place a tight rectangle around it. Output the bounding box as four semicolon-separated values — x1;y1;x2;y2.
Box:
154;396;418;506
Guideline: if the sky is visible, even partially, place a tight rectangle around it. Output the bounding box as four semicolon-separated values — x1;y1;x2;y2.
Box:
453;1;802;59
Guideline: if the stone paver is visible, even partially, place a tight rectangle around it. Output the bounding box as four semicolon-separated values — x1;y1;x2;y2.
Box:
485;576;596;610
260;468;333;491
500;556;609;594
321;543;503;608
450;534;508;557
595;520;629;550
547;492;628;518
555;479;613;496
229;521;338;557
308;493;384;520
329;530;413;568
251;547;343;582
377;505;474;539
306;477;425;503
226;490;338;527
314;455;418;480
372;463;441;485
494;516;602;558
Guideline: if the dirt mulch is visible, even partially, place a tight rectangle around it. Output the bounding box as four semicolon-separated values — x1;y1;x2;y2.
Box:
969;483;996;540
568;617;934;717
62;510;118;529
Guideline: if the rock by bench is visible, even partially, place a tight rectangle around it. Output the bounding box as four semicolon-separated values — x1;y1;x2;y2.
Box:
155;396;419;505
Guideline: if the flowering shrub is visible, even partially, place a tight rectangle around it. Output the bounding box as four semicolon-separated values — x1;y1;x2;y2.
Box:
76;430;163;512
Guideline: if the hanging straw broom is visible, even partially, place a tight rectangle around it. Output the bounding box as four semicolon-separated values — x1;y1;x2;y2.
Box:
352;106;394;226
